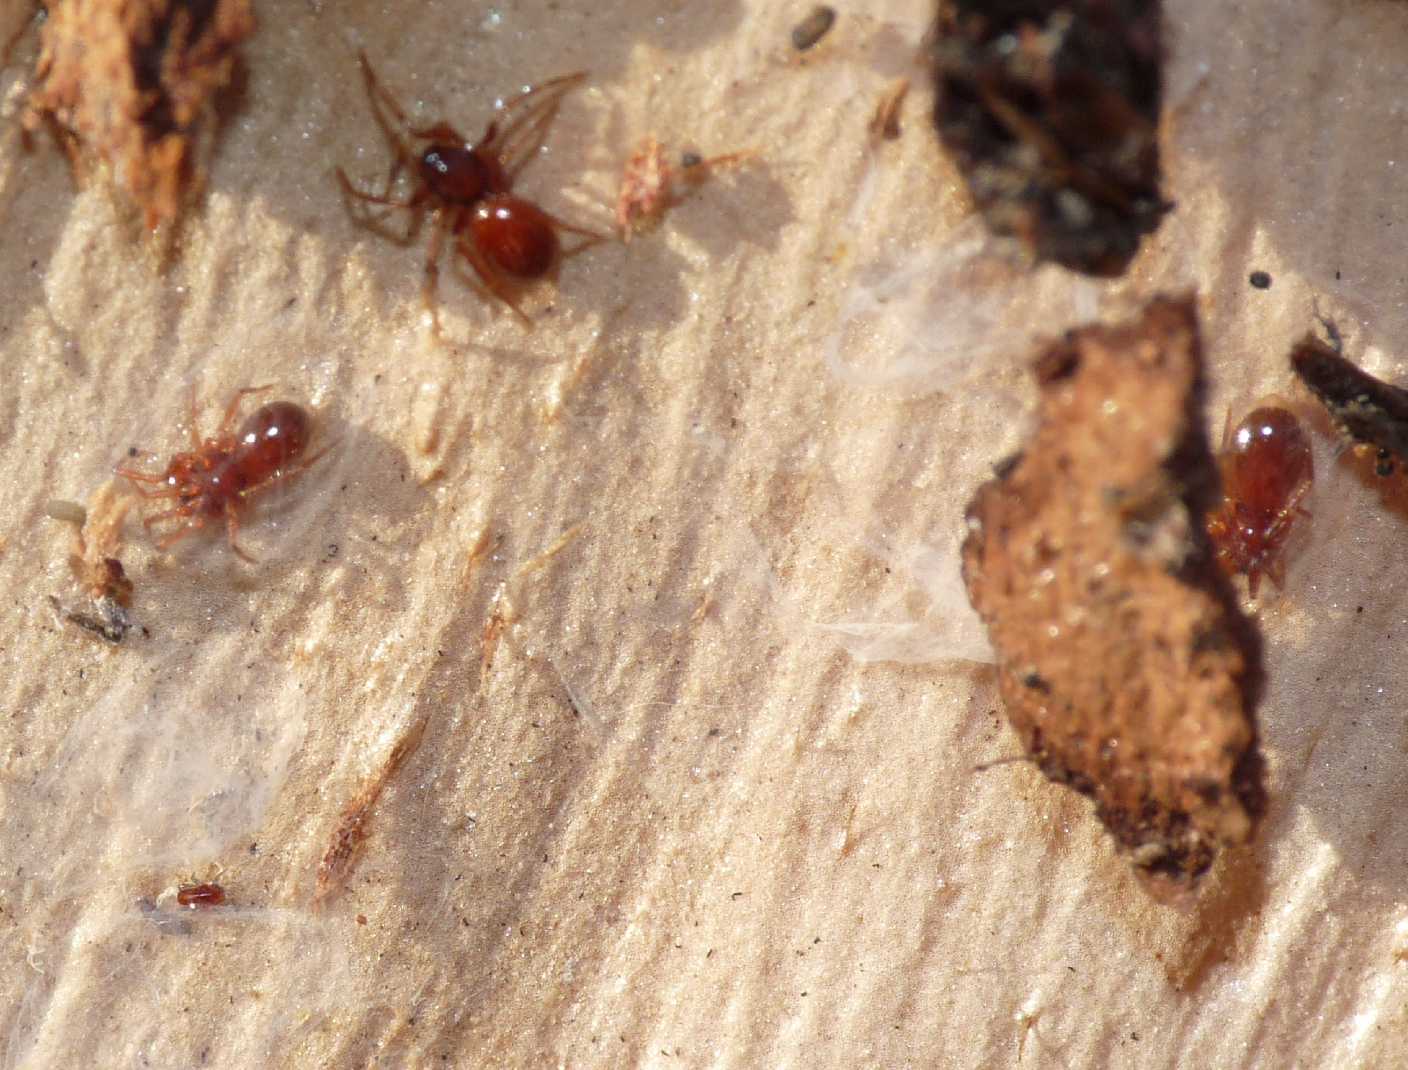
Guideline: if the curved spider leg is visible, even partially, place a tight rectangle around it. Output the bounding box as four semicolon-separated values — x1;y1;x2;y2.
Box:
356;50;421;169
1269;556;1288;588
144;506;193;532
1246;565;1263;600
408;120;470;146
337;153;409;211
154;516;205;552
114;466;180;497
337;173;429;246
186;382;205;450
114;466;168;485
218;385;276;437
539;207;611;248
420;210;454;335
224;508;258;565
122;483;182;501
482;72;588;180
454;233;533;326
248;440;335;490
286;439;336;475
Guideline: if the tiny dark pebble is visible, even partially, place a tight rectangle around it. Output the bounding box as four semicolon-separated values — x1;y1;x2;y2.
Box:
680;150;703;169
791;5;836;51
1249;271;1272;290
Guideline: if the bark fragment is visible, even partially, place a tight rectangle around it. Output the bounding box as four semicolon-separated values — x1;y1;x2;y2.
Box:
932;0;1167;276
25;0;255;228
962;297;1263;898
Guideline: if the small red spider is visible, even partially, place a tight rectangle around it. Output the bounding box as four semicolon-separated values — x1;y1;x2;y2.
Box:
336;51;606;328
115;386;327;563
176;882;226;908
1205;405;1314;597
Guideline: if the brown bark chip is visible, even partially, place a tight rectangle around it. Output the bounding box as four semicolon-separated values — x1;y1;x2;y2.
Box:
961;298;1264;898
25;0;255;229
932;0;1167;276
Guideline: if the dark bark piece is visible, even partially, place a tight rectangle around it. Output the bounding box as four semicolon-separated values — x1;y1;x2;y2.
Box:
932;0;1167;276
962;297;1263;899
1291;335;1408;465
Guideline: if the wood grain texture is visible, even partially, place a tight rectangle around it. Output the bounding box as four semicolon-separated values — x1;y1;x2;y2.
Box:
6;1;1408;1067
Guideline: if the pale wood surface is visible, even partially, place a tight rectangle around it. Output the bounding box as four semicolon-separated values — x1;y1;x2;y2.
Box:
4;2;1408;1066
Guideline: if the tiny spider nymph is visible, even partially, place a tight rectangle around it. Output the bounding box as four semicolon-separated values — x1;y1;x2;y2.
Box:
1205;406;1314;596
115;387;328;563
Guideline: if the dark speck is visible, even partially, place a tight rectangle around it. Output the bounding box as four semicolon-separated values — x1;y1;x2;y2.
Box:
1249;271;1272;290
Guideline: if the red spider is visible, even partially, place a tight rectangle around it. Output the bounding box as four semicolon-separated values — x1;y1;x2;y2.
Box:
1205;405;1314;597
336;51;606;329
176;882;226;908
115;386;328;563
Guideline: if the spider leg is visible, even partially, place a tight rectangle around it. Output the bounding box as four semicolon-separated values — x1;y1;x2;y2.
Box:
114;465;171;487
219;385;275;438
373;150;409;202
498;107;560;182
421;211;453;336
357;50;420;167
145;506;193;531
336;169;427;245
1219;407;1234;453
541;207;610;248
186;382;204;450
408;121;470;145
483;72;588;179
252;441;335;490
455;234;533;327
1271;556;1288;586
1279;479;1314;526
284;440;336;476
335;163;411;209
339;154;408;206
1246;566;1262;600
124;483;182;501
225;509;258;565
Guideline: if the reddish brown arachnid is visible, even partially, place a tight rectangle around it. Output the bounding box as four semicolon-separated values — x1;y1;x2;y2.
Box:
336;51;607;329
1205;406;1314;597
176;882;226;908
115;386;328;563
